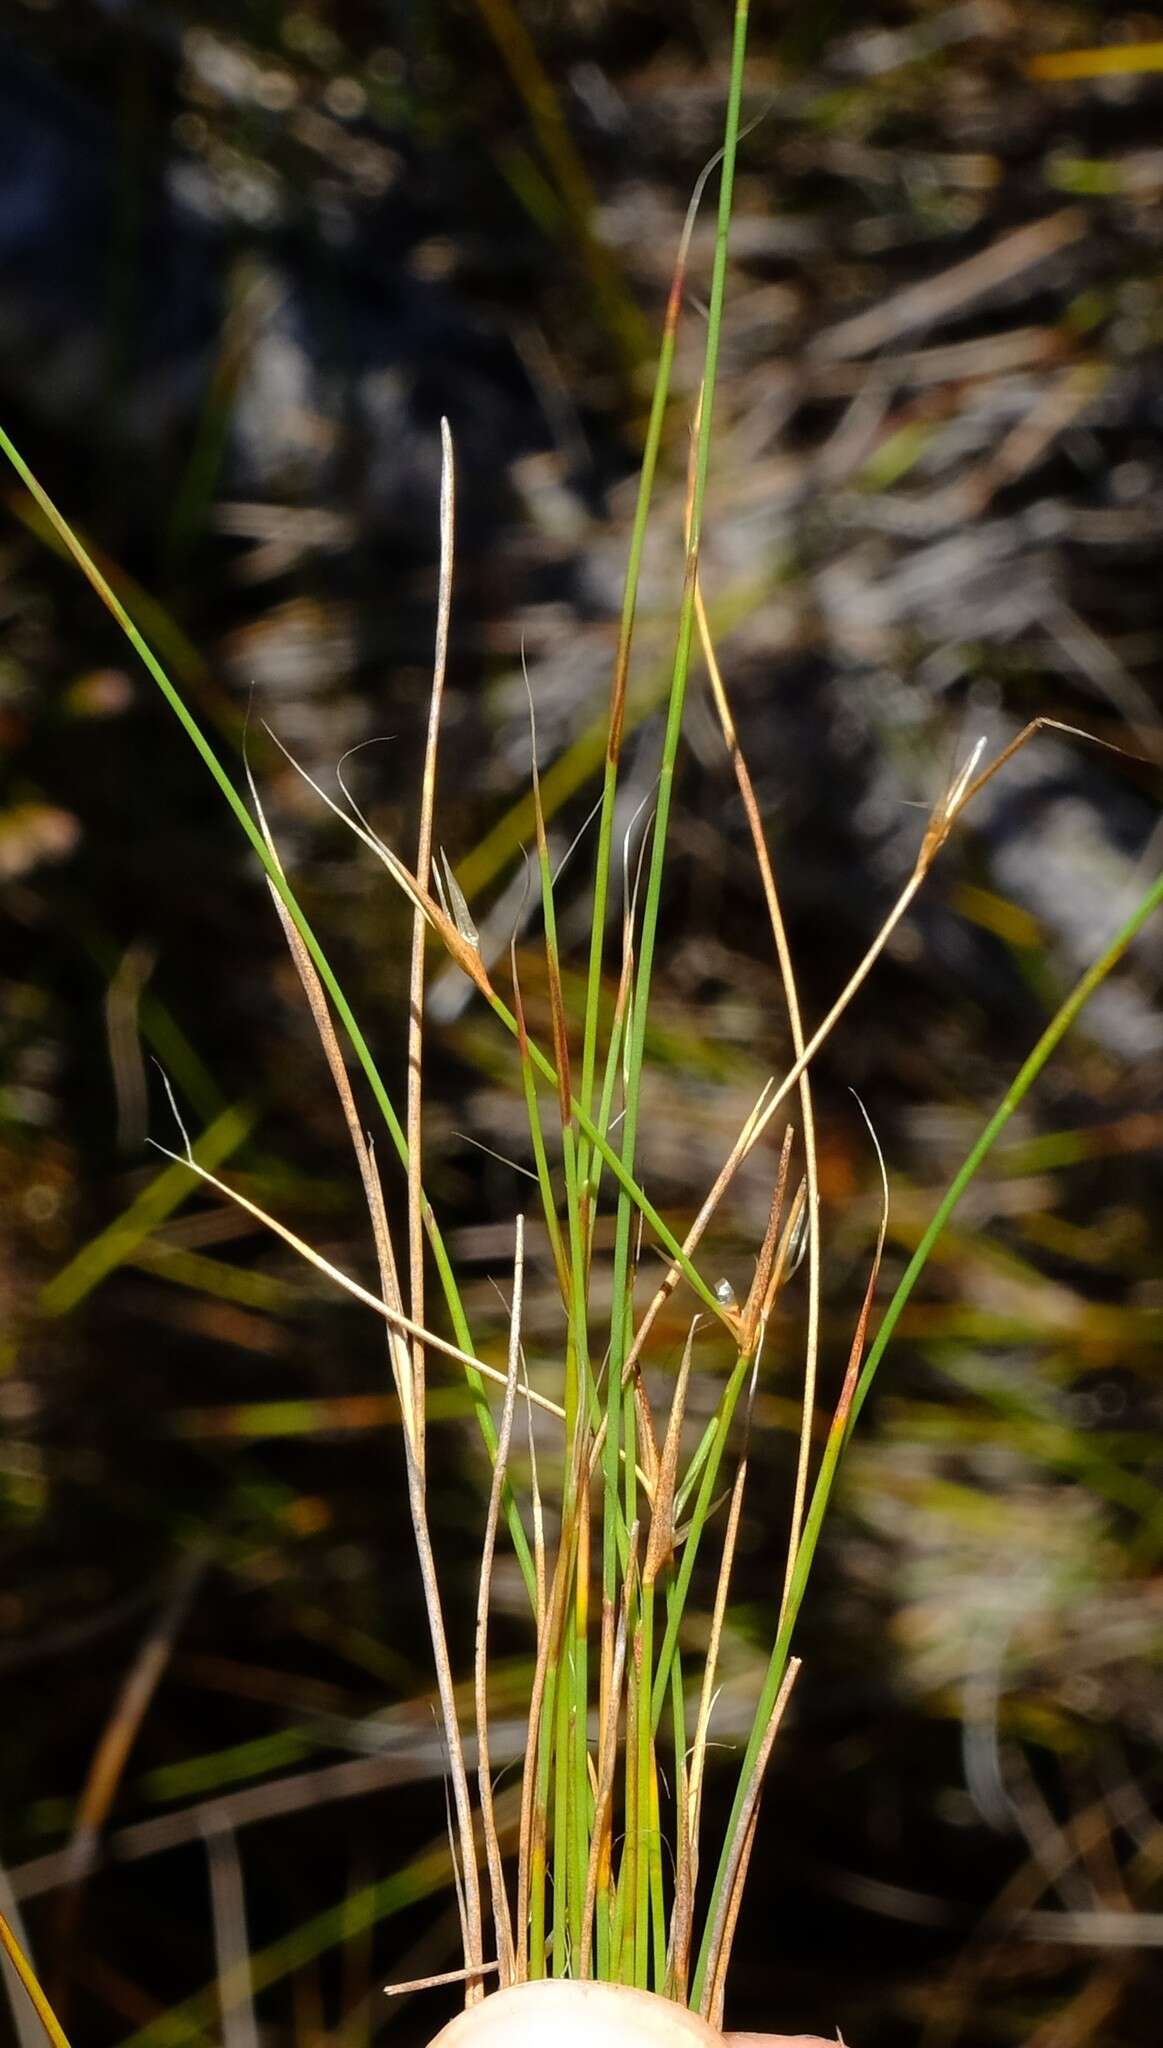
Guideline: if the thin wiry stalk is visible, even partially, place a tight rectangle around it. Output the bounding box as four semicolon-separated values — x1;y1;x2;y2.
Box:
551;1436;598;1974
257;830;486;1994
697;1657;802;2023
651;1178;806;1735
0;1916;71;2048
590;701;1084;1447
694;582;823;1629
577;137;737;1175
602;29;754;1902
475;1218;524;1989
0;1865;44;2048
529;1403;597;1981
583;1080;778;1488
615;1617;638;1983
740;1126;796;1357
525;666;594;1442
267;727;732;1329
648;1756;667;1991
687;794;1163;1970
593;794;651;1828
407;416;456;1482
682;1142;786;1966
402;1385;484;1992
526;673;596;1970
383;1963;500;1999
584;789;653;1241
203;1821;259;2048
643;1318;698;1591
705;1808;756;2034
647;1353;745;1740
551;1612;573;1975
146;1140;564;1424
570;1475;593;1962
635;1316;698;1990
521;1348;547;1638
665;1648;690;2003
616;0;752;1162
632;1373;660;1510
515;1426;586;1980
261;867;416;1448
579;1527;636;1974
441;1772;472;1992
510;936;570;1304
674;1396;750;1994
692;897;1146;1998
672;718;1135;1258
526;1655;555;1981
672;1415;719;1531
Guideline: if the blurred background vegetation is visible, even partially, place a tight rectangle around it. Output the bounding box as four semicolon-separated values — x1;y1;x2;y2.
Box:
2;5;1163;2047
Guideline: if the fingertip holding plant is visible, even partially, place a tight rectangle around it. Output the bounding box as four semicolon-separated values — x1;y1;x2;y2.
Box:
420;1978;844;2048
3;3;1162;2046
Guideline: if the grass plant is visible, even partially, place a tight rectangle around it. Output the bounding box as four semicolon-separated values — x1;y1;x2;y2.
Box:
3;2;1163;2038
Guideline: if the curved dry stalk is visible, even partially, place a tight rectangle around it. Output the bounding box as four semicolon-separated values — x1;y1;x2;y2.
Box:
261;879;415;1446
264;723;492;996
615;716;1107;1379
475;1217;525;1988
149;1134;565;1426
408;416;457;1481
694;580;823;1635
247;759;486;1994
248;760;418;1438
267;724;733;1332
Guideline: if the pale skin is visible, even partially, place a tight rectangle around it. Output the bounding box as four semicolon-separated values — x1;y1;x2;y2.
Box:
423;1979;843;2048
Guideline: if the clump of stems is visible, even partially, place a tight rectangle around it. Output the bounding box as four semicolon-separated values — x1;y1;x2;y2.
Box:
3;0;1162;2029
